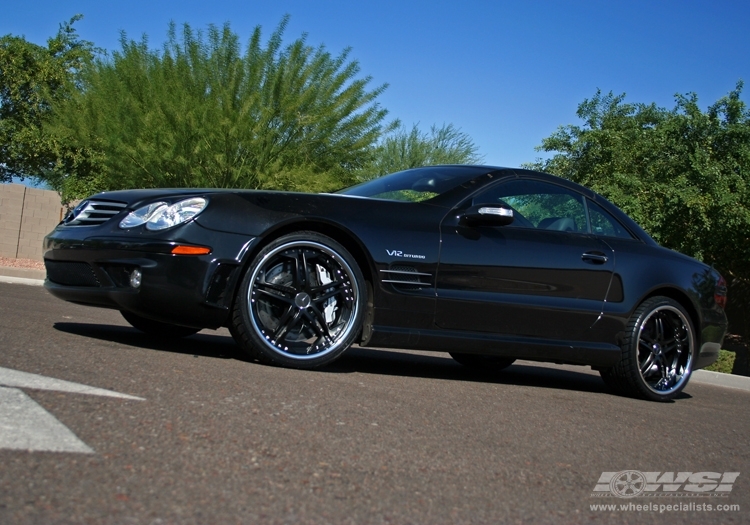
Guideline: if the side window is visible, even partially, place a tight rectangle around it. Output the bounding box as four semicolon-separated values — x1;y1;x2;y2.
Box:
473;179;587;232
587;200;634;239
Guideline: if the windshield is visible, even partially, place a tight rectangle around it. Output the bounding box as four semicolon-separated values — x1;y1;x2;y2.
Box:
337;166;492;202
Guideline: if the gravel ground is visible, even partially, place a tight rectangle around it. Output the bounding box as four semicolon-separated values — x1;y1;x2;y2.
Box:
0;257;45;270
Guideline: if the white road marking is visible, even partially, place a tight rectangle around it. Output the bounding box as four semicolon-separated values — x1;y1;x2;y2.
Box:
0;366;144;453
0;367;144;400
0;386;94;453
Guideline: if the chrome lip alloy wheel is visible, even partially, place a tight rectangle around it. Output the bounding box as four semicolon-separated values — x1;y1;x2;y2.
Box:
637;305;694;395
247;240;359;360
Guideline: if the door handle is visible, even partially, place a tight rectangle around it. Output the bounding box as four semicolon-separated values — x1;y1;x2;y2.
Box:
581;251;609;264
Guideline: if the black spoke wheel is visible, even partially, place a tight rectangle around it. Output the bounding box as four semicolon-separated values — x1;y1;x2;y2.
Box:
450;353;515;371
232;232;365;369
600;296;695;402
120;310;200;338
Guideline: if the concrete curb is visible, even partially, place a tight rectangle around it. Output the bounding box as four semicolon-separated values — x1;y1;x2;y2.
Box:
0;267;46;280
0;266;45;286
0;275;44;286
691;369;750;392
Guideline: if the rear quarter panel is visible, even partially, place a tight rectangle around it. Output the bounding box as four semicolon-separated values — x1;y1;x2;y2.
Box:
593;238;727;366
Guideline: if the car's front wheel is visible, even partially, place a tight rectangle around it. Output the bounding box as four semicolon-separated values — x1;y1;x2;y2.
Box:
120;311;201;338
600;296;696;402
231;232;365;369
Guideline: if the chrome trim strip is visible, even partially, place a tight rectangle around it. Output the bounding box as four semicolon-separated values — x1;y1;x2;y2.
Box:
380;270;432;277
381;279;430;286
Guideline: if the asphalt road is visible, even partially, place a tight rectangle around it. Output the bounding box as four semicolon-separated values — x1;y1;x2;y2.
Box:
1;281;748;524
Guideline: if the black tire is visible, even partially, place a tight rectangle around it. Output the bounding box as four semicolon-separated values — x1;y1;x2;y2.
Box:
450;352;515;371
231;232;366;369
600;296;696;402
120;310;200;338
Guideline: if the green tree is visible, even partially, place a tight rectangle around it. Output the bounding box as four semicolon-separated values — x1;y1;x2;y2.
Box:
46;16;390;201
358;123;484;180
528;84;750;335
0;15;93;183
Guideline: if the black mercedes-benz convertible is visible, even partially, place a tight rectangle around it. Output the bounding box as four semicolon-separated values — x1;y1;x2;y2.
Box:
43;165;728;401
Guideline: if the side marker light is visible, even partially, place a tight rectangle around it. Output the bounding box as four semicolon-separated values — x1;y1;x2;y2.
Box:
171;245;212;255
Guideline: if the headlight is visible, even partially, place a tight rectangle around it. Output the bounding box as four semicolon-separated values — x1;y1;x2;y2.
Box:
119;202;167;228
119;197;208;230
146;197;208;231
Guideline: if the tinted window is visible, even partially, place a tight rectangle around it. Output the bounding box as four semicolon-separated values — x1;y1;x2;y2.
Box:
473;179;587;232
588;200;634;239
337;166;490;202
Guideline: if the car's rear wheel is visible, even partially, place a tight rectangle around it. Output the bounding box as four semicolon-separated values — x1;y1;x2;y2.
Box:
600;296;695;402
231;232;365;369
450;352;515;371
120;310;200;338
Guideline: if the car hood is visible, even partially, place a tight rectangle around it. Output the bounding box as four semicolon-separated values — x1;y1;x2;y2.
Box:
86;188;307;208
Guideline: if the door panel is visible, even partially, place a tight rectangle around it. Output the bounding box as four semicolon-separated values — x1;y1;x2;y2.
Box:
435;179;614;342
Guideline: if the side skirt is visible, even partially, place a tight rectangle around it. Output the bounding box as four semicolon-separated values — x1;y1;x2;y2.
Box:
364;325;621;367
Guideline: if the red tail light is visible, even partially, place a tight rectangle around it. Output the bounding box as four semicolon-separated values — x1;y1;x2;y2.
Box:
714;275;728;310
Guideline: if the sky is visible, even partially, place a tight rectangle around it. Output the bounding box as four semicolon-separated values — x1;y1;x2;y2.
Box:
3;0;749;171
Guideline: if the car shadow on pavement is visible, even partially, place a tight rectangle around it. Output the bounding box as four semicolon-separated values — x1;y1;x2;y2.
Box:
326;346;612;396
52;322;237;359
326;346;691;401
51;323;689;400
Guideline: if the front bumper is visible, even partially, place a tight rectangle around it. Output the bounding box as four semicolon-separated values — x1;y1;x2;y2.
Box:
43;222;256;329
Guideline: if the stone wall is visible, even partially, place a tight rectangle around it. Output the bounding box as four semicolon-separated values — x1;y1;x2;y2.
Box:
0;184;65;261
